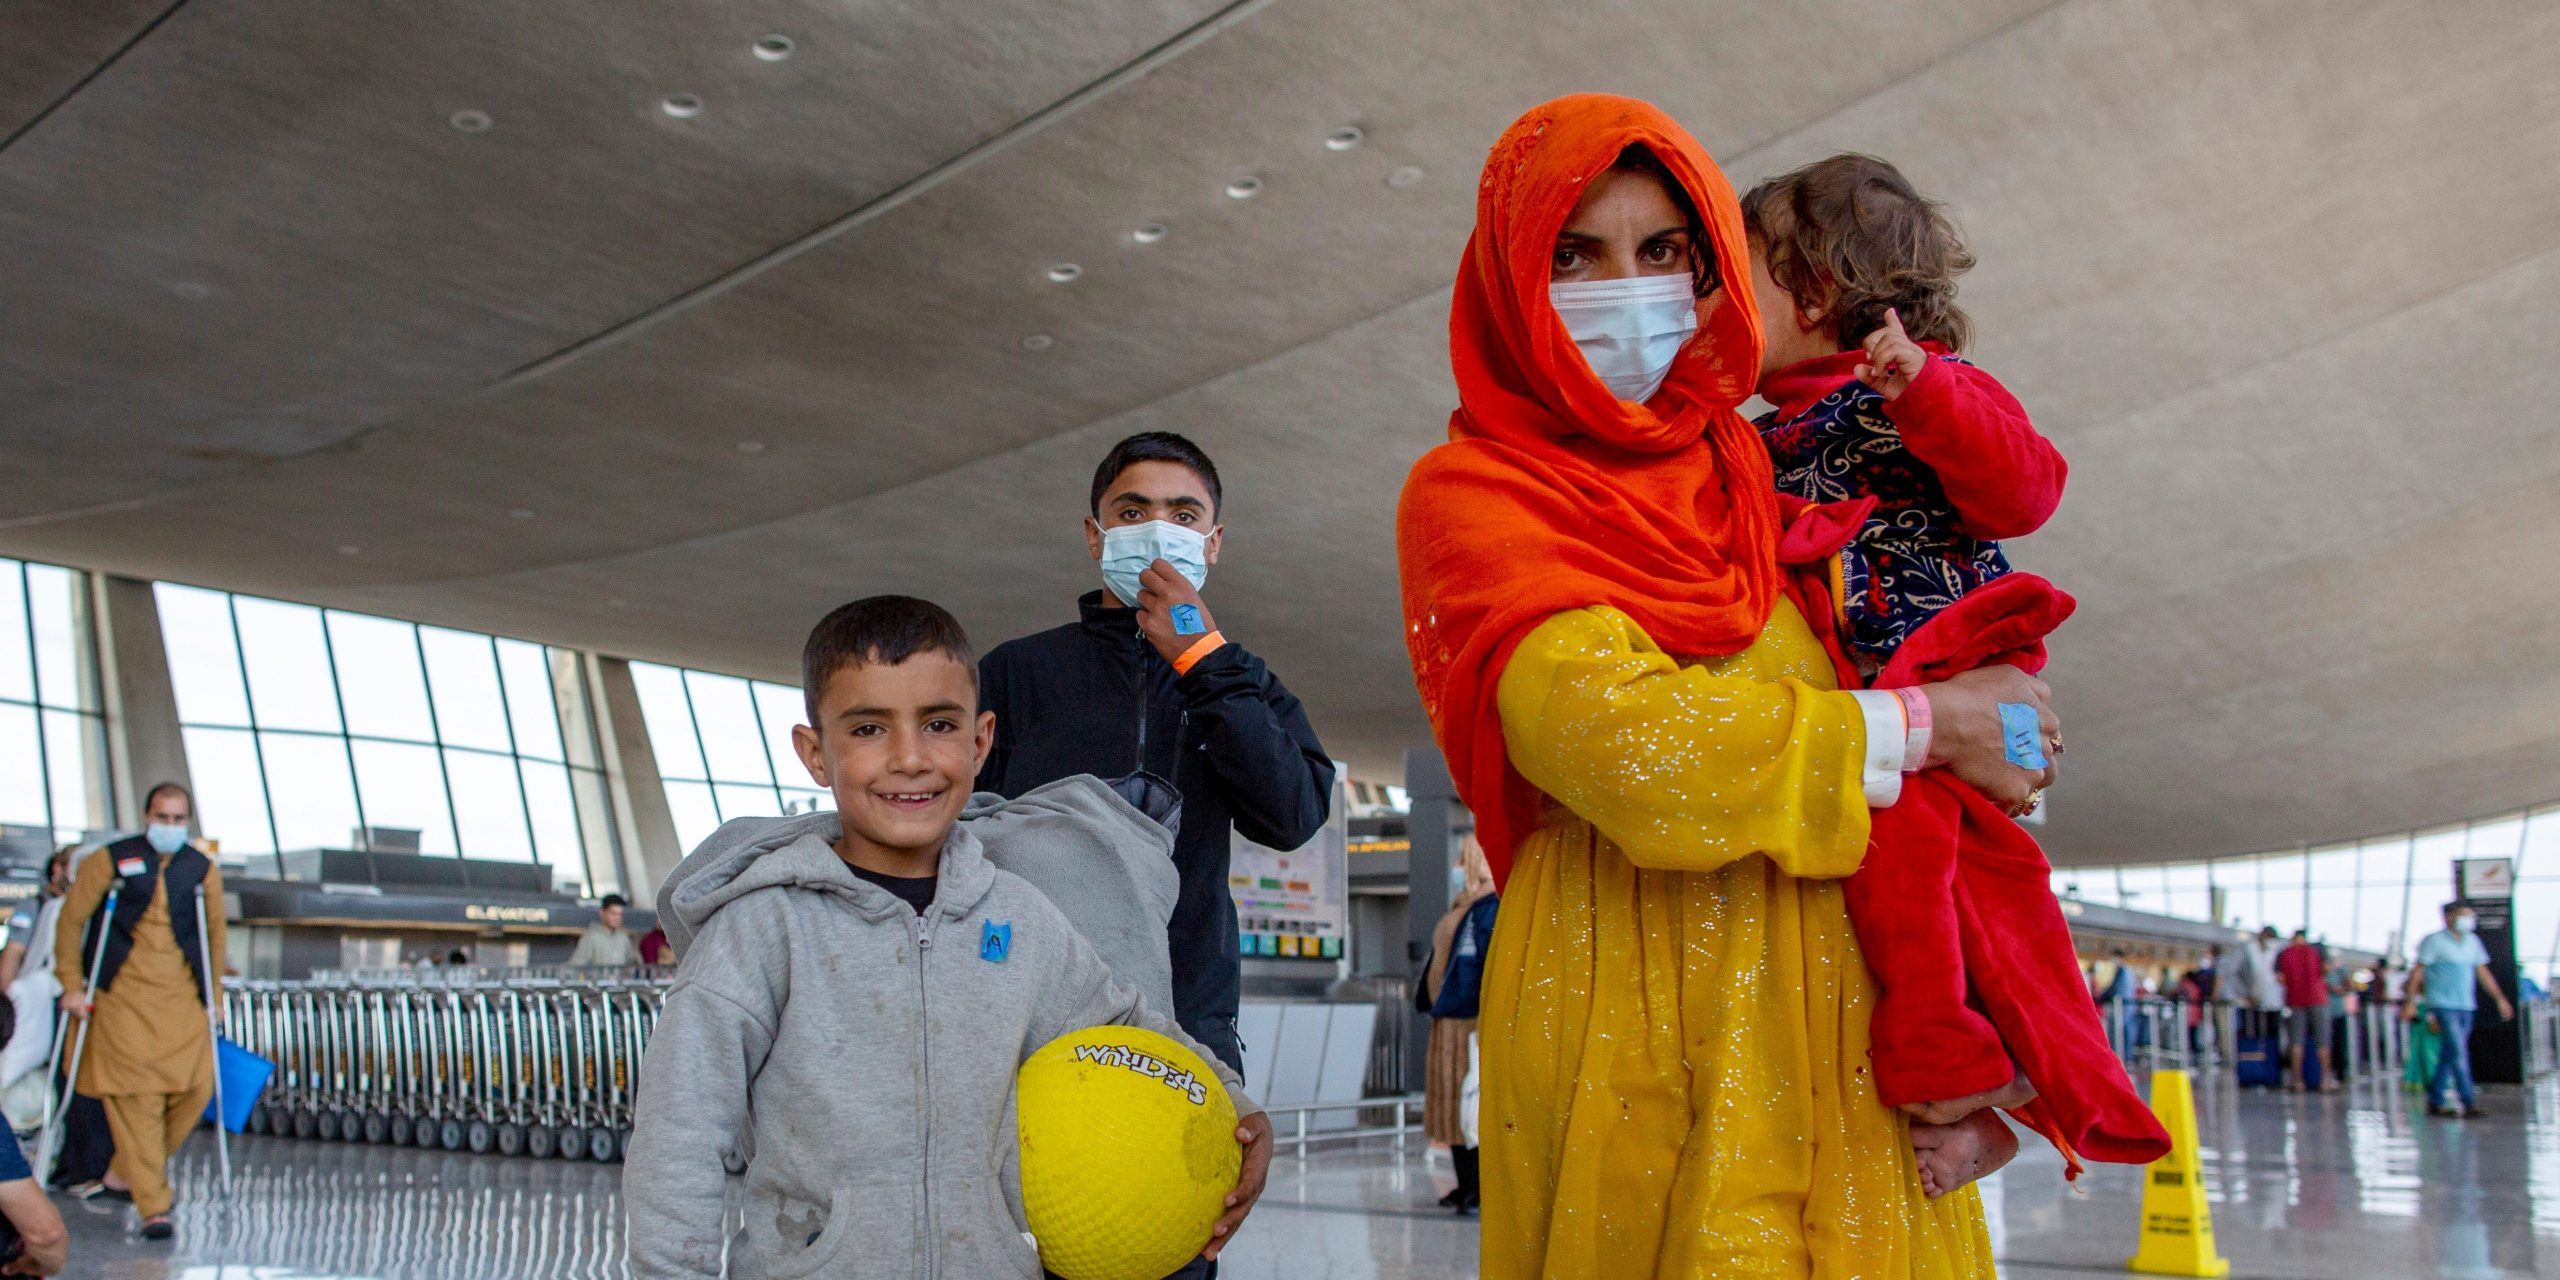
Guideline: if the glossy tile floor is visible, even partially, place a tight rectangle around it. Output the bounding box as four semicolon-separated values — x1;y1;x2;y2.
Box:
41;1072;2560;1277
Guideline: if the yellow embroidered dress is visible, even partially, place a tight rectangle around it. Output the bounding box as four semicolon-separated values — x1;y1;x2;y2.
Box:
1479;600;1996;1279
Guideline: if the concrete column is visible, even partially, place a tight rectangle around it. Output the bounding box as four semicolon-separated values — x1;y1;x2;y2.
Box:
1402;745;1460;1086
587;655;682;908
90;575;190;831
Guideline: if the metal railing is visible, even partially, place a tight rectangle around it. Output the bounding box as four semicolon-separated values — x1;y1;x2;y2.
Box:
1262;1094;1426;1152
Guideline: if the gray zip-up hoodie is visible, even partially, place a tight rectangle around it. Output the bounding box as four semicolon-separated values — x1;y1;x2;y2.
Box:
623;815;1255;1279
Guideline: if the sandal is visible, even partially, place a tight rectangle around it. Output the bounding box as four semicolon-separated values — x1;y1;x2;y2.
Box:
140;1214;174;1240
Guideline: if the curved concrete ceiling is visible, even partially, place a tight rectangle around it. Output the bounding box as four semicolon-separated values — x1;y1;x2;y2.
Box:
5;0;2555;864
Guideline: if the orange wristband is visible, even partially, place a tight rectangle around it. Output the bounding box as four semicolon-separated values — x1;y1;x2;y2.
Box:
1172;630;1228;676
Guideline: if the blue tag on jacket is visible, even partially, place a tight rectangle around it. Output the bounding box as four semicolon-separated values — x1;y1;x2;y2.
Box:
979;920;1011;963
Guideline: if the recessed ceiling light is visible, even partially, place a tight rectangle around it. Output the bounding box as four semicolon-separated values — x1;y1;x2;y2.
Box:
661;93;704;119
737;440;766;454
338;545;362;556
1387;165;1425;189
1324;126;1365;152
753;34;795;61
171;281;210;300
1021;334;1054;351
1224;176;1264;200
1046;263;1083;283
510;508;537;520
450;109;493;133
1131;223;1169;245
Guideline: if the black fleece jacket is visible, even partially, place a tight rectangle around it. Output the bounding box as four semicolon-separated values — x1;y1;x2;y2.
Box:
977;591;1334;1070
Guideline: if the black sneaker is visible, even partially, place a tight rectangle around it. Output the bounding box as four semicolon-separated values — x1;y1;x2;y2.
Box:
2428;1105;2463;1118
79;1183;132;1203
2464;1104;2491;1118
139;1215;174;1240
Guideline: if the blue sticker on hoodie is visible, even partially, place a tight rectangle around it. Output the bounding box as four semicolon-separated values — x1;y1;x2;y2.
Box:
980;920;1012;963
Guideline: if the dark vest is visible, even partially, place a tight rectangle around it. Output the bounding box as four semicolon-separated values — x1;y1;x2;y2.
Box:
78;836;214;1002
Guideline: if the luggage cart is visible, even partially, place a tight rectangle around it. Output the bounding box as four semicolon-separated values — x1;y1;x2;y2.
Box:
220;969;674;1161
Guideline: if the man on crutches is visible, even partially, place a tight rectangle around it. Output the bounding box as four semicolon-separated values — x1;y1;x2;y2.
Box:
50;782;227;1242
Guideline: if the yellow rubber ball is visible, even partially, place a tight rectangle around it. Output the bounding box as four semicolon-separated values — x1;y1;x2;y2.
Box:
1017;1025;1240;1280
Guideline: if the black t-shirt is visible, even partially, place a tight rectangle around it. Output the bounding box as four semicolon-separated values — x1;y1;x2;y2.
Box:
851;865;936;916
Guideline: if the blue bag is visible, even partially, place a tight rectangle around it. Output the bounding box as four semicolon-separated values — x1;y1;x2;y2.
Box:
202;1036;275;1133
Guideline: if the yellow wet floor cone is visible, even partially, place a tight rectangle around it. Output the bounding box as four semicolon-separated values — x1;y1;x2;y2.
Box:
2126;1069;2230;1277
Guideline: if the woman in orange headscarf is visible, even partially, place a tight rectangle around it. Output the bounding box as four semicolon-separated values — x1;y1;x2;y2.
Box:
1397;95;2058;1277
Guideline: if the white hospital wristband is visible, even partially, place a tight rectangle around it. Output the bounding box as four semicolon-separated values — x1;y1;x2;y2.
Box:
1846;689;1908;808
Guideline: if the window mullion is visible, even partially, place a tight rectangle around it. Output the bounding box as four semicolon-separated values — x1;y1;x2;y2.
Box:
486;635;541;862
314;611;372;852
411;623;467;858
225;594;286;873
677;671;722;823
19;566;53;840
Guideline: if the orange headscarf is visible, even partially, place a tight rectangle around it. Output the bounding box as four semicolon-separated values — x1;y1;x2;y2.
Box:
1397;94;1780;885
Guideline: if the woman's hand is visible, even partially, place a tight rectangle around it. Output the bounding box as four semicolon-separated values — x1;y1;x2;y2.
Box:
1918;666;2059;811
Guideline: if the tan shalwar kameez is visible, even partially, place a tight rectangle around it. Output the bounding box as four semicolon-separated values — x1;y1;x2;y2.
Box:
53;849;225;1219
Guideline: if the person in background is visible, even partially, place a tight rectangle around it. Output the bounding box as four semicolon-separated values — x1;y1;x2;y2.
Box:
2322;943;2353;1085
2407;900;2514;1118
2237;925;2285;1040
0;998;68;1277
0;851;70;990
566;895;637;968
0;850;72;1123
1420;837;1497;1216
53;781;226;1241
2277;928;2336;1092
2175;967;2207;1057
2095;948;2137;1056
637;923;674;967
977;431;1336;1079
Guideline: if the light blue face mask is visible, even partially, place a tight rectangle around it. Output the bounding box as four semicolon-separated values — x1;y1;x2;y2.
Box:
1097;520;1210;608
146;823;189;855
1549;273;1700;403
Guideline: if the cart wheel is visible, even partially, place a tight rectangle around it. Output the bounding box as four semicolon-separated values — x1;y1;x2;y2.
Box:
559;1126;588;1161
607;1128;630;1163
526;1125;555;1159
364;1113;390;1144
496;1122;524;1157
317;1110;341;1142
588;1128;616;1162
247;1104;270;1135
439;1118;465;1151
416;1116;442;1149
467;1120;494;1154
293;1108;317;1139
391;1115;414;1147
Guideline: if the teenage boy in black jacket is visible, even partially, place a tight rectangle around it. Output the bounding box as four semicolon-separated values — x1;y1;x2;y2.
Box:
978;432;1334;1074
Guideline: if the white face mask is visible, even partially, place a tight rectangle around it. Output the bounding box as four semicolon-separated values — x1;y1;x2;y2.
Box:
2455;915;2478;935
1549;273;1700;404
146;822;189;855
1097;520;1210;608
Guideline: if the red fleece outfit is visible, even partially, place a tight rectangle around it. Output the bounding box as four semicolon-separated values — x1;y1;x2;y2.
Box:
1765;352;2173;1175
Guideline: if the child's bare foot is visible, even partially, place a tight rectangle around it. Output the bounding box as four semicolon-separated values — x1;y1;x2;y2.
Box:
1910;1109;2020;1199
1901;1073;2037;1126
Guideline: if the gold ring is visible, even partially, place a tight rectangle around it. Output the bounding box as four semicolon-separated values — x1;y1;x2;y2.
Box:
2015;792;2043;818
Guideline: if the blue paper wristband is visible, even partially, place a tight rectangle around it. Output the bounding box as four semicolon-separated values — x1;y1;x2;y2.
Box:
1997;702;2048;770
1169;603;1207;636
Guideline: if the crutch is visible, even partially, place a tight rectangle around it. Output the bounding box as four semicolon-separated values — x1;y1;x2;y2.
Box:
36;886;117;1184
193;884;232;1186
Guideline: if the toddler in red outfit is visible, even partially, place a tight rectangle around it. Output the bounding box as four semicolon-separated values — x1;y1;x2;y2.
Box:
1741;154;2169;1188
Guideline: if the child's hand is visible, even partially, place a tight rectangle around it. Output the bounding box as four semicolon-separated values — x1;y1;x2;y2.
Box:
1201;1111;1272;1261
1855;307;1928;402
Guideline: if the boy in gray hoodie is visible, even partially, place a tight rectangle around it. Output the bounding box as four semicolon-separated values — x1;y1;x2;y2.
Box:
624;596;1270;1279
